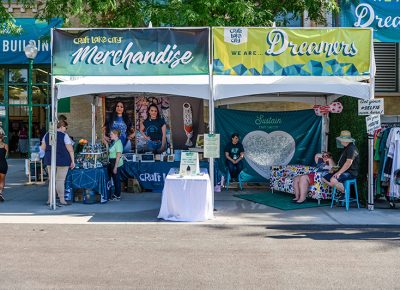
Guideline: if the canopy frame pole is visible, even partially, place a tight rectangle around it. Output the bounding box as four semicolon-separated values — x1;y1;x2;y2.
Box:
49;29;58;210
91;96;96;145
368;30;376;211
321;96;329;153
208;28;215;210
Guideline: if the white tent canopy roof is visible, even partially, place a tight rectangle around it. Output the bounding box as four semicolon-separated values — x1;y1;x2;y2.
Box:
55;75;372;103
213;75;372;105
55;75;210;100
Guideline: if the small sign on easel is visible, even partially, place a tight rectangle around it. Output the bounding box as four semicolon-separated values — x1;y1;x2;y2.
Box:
358;99;384;115
366;115;381;134
204;134;220;158
179;151;200;176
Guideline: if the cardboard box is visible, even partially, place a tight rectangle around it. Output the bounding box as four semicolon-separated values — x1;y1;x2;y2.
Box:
127;178;142;193
74;189;84;202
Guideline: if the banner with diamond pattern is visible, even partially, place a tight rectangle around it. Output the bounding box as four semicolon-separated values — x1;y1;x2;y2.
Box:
213;27;372;76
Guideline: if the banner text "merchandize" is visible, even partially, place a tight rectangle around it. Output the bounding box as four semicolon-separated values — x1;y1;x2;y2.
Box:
71;43;193;70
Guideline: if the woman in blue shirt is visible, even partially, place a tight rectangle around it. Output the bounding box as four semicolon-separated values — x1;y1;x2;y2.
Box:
41;120;75;206
103;101;135;153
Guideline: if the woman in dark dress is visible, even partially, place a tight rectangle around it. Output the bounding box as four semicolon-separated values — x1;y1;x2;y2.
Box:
0;131;9;202
139;104;167;153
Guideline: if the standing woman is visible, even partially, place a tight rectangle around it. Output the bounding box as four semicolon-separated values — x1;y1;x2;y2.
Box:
41;120;75;206
0;130;8;202
103;101;135;153
108;129;123;201
140;104;167;153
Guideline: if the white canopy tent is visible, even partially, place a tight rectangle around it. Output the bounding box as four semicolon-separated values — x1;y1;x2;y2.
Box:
49;74;213;209
212;73;375;210
49;25;376;211
56;75;211;100
213;75;372;105
51;72;375;210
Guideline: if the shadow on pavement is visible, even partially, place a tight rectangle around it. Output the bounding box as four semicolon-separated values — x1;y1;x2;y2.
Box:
263;224;400;241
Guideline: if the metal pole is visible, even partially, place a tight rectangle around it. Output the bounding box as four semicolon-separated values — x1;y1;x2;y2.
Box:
28;58;33;160
368;29;376;211
50;76;57;210
321;114;329;152
208;28;215;210
50;29;58;210
91;96;96;145
368;133;374;210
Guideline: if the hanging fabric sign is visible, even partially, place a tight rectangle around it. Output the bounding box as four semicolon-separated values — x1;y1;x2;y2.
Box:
339;0;400;43
52;28;209;76
183;103;193;146
213;27;372;77
313;102;343;116
216;108;322;179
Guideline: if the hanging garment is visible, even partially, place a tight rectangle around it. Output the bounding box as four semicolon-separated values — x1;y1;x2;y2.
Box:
374;129;382;161
388;128;400;198
379;129;391;181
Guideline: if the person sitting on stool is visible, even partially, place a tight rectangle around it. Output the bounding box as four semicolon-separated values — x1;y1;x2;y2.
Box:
224;133;245;182
322;130;359;197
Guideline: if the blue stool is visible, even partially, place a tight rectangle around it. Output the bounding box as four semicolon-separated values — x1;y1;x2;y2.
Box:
330;179;360;211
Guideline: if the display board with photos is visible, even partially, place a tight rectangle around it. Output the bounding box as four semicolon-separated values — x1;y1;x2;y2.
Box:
103;94;205;156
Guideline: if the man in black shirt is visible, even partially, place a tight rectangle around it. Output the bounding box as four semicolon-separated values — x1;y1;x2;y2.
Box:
224;133;245;182
323;130;359;194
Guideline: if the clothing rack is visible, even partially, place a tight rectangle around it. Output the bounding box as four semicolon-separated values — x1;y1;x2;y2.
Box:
374;125;400;208
381;123;400;129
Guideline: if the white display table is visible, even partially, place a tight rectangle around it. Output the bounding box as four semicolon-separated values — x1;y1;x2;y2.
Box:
158;168;214;222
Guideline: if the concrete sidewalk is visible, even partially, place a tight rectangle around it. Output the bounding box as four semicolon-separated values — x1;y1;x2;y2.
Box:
1;159;400;225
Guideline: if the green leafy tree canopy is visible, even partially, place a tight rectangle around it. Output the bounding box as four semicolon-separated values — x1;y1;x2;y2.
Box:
1;0;338;28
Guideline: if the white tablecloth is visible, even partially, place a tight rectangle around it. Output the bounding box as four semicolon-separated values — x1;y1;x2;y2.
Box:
158;171;214;222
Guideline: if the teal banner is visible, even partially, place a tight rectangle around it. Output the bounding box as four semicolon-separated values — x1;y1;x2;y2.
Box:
216;109;322;179
52;28;209;76
0;18;62;64
339;0;400;42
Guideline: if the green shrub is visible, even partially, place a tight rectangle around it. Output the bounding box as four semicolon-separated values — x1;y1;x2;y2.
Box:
328;96;368;205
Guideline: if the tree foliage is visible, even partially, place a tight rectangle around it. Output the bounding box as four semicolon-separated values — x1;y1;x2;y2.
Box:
1;0;338;29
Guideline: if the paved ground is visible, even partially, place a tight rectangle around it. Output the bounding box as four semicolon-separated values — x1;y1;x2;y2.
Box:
1;159;400;225
1;223;400;289
1;160;400;289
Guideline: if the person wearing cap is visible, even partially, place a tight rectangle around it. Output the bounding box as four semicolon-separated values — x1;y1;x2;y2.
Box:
322;130;360;195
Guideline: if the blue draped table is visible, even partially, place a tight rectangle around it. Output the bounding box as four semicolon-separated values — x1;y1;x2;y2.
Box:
65;167;110;203
120;161;214;192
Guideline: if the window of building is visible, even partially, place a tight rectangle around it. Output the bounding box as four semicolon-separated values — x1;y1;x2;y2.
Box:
8;68;27;84
374;43;398;92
